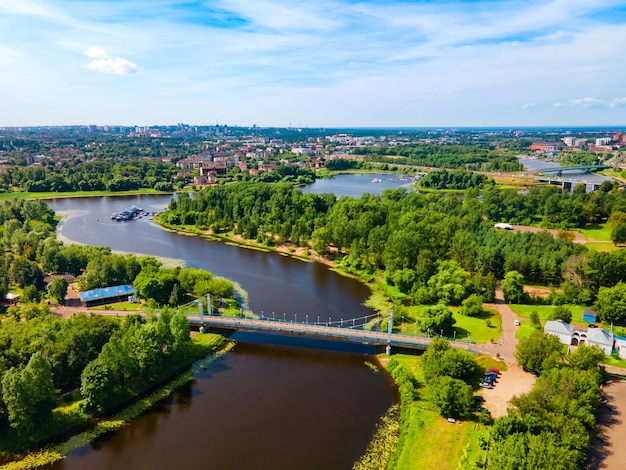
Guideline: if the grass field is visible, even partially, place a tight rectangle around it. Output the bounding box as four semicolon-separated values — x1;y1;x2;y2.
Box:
399;306;501;344
576;223;617;252
390;354;490;470
91;302;142;311
509;304;584;322
0;188;172;201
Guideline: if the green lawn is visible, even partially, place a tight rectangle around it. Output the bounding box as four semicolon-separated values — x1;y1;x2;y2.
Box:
390;354;490;470
0;188;172;201
576;223;618;251
509;304;584;323
398;306;501;344
515;320;543;340
91;302;142;311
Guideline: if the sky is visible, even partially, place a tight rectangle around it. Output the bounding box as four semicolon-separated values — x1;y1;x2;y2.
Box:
1;0;626;128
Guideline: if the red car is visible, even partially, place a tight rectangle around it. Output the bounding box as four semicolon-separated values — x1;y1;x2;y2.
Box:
487;368;500;375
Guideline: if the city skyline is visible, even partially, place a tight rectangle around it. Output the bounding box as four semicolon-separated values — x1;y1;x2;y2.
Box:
1;0;626;127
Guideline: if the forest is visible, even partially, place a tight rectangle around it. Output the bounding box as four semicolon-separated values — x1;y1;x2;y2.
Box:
352;143;524;172
5;159;177;193
159;181;626;327
418;169;494;190
0;198;233;452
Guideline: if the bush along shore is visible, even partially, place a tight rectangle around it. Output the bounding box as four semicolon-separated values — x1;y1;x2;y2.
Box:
1;333;229;470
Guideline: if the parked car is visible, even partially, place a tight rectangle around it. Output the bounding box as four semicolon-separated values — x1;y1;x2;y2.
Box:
479;381;492;388
476;406;485;413
486;368;500;375
474;395;485;402
514;320;520;326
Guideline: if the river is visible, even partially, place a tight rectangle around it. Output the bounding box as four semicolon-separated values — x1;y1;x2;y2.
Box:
45;191;398;470
300;173;414;198
518;156;612;184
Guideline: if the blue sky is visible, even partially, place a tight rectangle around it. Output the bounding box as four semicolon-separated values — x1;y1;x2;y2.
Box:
1;0;626;127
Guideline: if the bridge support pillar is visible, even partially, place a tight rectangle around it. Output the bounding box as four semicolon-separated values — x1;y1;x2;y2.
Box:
387;309;393;356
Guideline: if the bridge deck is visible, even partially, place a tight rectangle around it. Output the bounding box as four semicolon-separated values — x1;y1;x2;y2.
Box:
539;165;609;174
187;315;475;351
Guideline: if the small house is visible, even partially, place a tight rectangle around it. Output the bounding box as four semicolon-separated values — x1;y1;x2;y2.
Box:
544;319;575;345
582;307;598;323
586;328;614;355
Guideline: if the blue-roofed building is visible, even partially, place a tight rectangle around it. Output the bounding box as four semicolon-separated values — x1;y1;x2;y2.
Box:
79;285;135;307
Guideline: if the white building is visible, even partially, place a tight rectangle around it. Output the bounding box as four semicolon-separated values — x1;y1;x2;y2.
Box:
544;320;614;355
586;328;614;355
544;320;575;345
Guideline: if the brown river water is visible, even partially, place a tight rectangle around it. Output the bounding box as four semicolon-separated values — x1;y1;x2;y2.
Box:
44;194;398;470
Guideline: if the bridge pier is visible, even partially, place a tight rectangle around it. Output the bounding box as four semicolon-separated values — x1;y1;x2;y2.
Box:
386;309;393;356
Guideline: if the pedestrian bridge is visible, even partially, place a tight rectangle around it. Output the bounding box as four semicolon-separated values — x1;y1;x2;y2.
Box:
183;311;476;352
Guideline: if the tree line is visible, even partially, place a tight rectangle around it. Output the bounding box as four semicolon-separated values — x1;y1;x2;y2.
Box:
159;181;626;325
353;143;523;172
6;159;176;193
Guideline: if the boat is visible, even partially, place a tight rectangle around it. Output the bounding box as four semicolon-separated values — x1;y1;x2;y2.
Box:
111;205;144;221
371;178;382;183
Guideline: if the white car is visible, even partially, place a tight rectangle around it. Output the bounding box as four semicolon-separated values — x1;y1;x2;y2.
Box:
514;320;520;326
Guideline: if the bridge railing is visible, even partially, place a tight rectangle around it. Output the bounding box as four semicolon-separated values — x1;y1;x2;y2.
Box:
180;306;475;344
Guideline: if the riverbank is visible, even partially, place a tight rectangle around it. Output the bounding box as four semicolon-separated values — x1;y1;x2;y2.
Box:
383;354;490;470
54;209;187;269
1;334;229;470
0;189;173;201
154;216;340;268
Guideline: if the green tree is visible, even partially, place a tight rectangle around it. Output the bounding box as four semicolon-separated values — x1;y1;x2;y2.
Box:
530;310;541;329
47;277;68;304
428;376;475;419
515;330;563;375
417;304;456;336
549;305;572;324
610;211;626;246
422;337;479;383
502;270;527;303
1;352;55;432
594;282;626;324
567;344;605;371
21;284;41;303
80;357;120;413
426;260;471;305
458;294;485;317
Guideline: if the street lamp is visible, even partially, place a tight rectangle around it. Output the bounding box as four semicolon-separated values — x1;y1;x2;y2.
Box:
453;330;456;340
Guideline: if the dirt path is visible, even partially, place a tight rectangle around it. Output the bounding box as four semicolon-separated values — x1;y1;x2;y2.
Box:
474;288;537;418
511;224;587;244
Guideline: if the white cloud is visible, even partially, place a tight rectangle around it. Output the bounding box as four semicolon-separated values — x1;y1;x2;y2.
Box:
83;47;139;75
84;45;108;59
570;97;603;108
553;102;564;108
522;102;537;109
611;97;626;108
